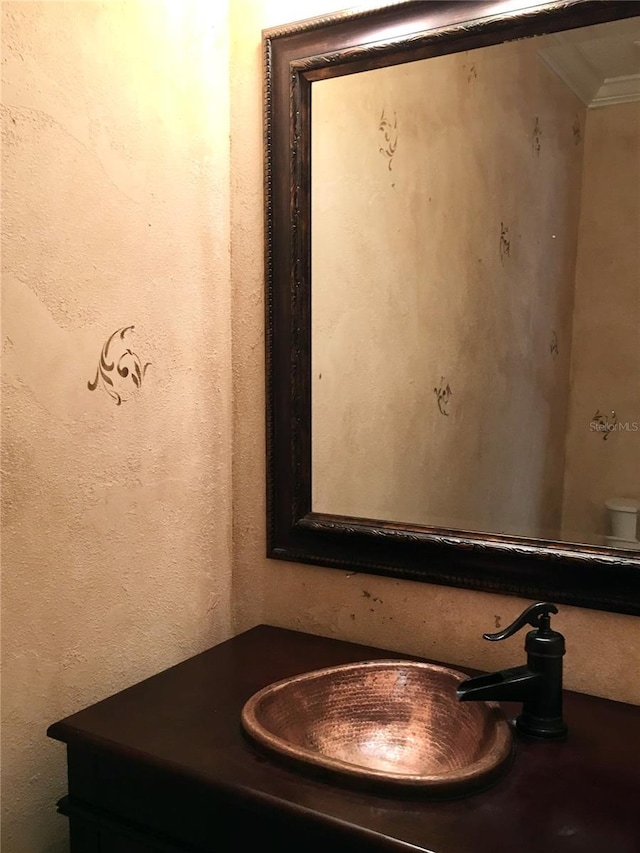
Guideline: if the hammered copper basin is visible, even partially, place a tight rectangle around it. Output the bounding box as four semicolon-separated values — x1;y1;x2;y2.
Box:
241;660;513;796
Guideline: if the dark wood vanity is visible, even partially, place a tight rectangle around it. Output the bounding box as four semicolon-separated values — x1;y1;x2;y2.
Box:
48;625;640;853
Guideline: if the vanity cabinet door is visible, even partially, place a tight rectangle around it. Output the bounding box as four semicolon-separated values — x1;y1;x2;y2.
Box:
64;811;357;853
61;798;193;853
98;831;186;853
64;747;348;853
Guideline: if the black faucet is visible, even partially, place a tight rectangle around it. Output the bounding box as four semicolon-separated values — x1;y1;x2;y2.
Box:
456;602;567;740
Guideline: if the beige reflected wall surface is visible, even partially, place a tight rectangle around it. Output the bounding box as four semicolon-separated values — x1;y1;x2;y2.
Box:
2;3;233;851
561;102;640;543
312;37;584;540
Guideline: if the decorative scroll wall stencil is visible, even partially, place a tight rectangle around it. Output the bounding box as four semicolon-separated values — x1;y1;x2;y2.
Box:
88;326;151;406
591;409;617;441
378;109;398;171
499;222;511;263
464;61;477;81
532;116;542;156
434;378;452;416
572;117;582;145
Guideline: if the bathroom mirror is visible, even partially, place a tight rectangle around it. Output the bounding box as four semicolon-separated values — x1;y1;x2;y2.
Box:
265;0;640;615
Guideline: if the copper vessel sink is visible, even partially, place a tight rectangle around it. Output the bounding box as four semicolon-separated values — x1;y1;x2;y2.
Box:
241;660;513;796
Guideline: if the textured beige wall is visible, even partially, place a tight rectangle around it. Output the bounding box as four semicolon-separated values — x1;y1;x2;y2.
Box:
2;4;639;852
231;0;640;709
561;102;640;543
312;39;583;540
2;3;233;850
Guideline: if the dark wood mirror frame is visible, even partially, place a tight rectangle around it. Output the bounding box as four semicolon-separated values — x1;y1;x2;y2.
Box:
265;0;640;616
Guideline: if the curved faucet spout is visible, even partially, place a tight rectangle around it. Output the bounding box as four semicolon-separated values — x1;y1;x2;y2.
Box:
457;665;542;703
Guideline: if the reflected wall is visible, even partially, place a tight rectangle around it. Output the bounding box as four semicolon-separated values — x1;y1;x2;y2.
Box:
312;27;638;548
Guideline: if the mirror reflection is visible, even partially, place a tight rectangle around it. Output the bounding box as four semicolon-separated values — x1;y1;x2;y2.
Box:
311;18;640;549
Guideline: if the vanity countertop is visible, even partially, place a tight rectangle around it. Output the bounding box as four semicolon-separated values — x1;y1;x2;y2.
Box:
48;625;640;853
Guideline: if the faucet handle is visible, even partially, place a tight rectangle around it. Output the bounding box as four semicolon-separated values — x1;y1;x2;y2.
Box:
483;602;558;642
